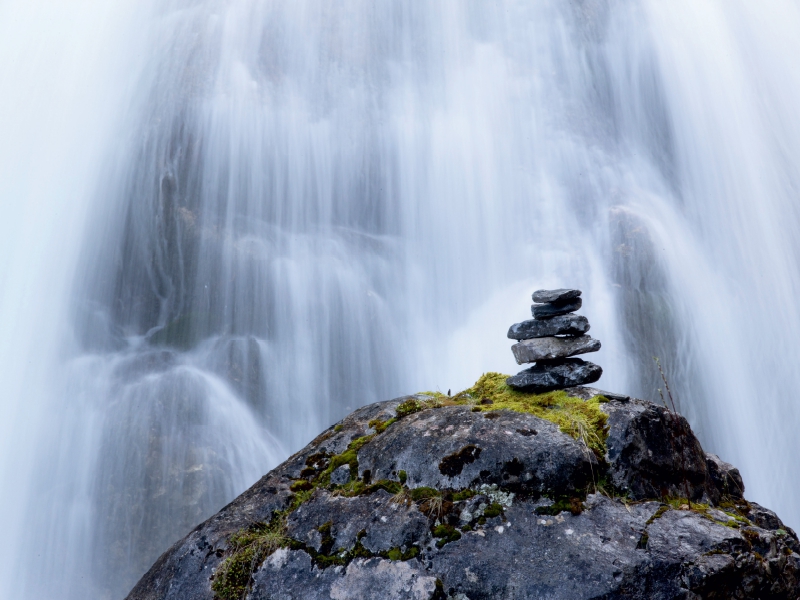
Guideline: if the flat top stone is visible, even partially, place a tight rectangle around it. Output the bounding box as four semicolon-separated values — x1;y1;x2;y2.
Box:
532;289;581;303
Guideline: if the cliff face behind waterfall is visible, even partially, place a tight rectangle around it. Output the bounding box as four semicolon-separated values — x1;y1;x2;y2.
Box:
127;381;800;600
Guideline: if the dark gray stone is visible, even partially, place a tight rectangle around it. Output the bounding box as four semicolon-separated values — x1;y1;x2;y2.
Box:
564;386;630;402
705;453;745;499
507;314;590;340
511;335;600;364
531;297;582;319
249;551;437;600
506;358;602;391
531;288;582;303
602;398;719;503
428;495;661;600
330;465;351;486
745;501;796;536
356;405;597;495
286;489;430;555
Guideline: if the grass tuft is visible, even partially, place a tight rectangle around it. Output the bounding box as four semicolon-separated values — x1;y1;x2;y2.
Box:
211;517;287;600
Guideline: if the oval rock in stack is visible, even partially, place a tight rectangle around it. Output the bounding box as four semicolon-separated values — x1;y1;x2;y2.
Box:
531;288;582;303
507;314;590;341
511;335;600;364
507;358;602;390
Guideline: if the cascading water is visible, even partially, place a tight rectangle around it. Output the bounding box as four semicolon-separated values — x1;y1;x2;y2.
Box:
2;1;800;597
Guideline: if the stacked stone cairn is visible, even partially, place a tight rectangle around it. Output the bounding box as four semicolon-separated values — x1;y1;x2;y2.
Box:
506;288;603;391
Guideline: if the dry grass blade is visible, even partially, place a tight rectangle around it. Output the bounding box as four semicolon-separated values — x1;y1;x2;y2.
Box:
390;488;412;507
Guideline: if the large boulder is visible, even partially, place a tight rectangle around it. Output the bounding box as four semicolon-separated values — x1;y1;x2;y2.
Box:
126;386;800;600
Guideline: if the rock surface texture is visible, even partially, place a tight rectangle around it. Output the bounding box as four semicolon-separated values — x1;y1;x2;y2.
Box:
511;335;601;363
507;314;590;341
126;387;800;600
506;359;602;390
532;289;583;303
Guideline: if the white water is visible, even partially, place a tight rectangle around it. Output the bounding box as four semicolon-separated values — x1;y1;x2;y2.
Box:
2;1;800;597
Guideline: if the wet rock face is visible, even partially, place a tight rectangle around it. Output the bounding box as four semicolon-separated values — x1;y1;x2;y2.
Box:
127;391;800;600
602;397;721;503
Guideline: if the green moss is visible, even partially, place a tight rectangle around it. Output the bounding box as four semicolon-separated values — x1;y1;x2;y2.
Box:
396;398;424;418
369;417;397;434
664;497;709;512
452;489;476;502
718;499;752;524
384;546;420;561
483;502;504;519
432;524;462;548
333;424;343;432
418;391;447;398
398;470;408;485
534;497;584;516
461;373;609;456
290;480;314;492
288;489;313;511
365;479;403;495
211;516;287;600
348;435;376;453
646;504;670;525
317;434;375;485
410;487;441;502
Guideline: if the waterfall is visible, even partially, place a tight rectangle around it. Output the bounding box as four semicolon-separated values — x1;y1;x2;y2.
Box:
2;1;800;597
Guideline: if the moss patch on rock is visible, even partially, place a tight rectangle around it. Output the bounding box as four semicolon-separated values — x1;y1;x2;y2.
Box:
211;516;288;600
423;372;610;456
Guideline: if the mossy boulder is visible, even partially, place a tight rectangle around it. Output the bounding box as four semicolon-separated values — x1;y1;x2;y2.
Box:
126;381;800;600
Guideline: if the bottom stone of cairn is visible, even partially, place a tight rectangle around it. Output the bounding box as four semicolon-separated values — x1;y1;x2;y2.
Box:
506;358;602;392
